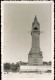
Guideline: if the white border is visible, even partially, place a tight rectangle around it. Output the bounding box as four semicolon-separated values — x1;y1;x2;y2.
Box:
51;1;54;80
1;1;54;80
1;1;54;3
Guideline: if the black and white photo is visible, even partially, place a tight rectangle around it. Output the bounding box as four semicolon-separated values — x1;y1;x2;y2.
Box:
1;1;54;80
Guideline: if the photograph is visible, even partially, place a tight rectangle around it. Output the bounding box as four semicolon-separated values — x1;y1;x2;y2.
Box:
1;1;54;80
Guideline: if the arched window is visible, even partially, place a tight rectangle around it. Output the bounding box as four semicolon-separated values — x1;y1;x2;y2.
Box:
34;27;38;30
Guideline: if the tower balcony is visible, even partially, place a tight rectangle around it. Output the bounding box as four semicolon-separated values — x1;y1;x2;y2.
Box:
31;30;40;35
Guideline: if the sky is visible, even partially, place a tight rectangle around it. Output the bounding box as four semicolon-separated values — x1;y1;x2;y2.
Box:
2;2;53;63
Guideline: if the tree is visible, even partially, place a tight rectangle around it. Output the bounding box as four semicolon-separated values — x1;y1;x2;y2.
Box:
11;63;19;72
43;62;48;65
4;63;11;73
48;61;51;65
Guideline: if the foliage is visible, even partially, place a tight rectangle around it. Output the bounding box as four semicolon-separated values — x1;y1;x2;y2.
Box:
4;62;20;72
43;61;51;65
4;63;11;71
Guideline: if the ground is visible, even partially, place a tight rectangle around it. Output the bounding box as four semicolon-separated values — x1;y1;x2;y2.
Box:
2;72;52;80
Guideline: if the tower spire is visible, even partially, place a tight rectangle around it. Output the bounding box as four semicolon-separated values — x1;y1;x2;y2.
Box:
32;15;39;26
34;15;37;20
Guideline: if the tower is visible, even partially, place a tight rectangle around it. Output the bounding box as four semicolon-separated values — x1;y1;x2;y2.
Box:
28;15;43;65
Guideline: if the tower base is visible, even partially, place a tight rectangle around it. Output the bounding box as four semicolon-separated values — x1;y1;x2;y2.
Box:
28;51;43;65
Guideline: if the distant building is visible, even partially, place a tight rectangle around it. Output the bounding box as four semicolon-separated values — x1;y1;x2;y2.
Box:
28;16;43;65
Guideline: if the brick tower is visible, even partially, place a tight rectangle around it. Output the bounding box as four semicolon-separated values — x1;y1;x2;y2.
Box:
28;16;43;65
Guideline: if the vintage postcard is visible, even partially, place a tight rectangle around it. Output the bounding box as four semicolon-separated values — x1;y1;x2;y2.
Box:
1;1;54;80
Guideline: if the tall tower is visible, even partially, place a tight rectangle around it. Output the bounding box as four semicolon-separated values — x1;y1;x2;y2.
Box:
28;16;43;65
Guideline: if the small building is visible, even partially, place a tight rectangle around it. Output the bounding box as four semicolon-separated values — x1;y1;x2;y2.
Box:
20;65;51;73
